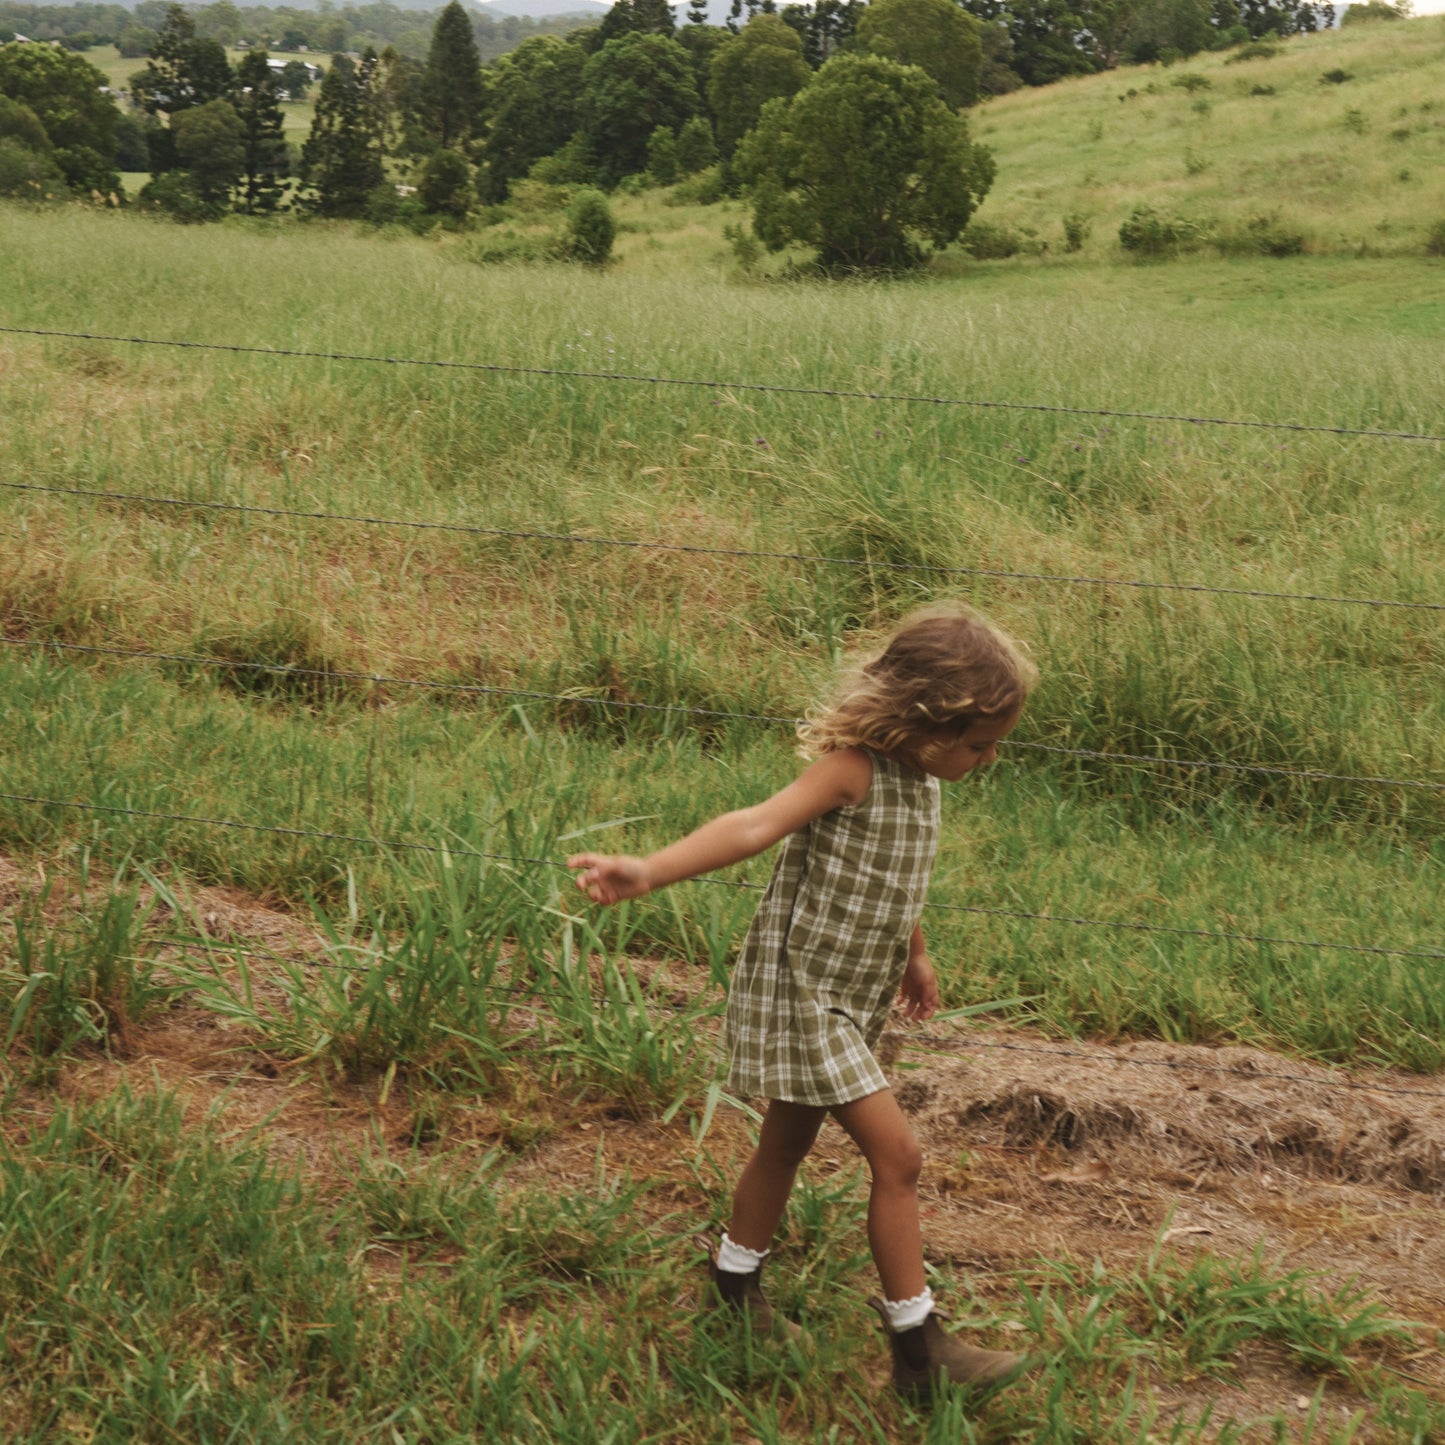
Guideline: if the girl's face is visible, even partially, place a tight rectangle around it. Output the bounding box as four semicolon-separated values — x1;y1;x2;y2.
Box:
909;708;1022;782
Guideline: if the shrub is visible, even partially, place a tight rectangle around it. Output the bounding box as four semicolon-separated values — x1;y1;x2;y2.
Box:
565;187;615;265
666;163;725;206
675;115;716;175
1320;69;1353;84
1225;40;1279;62
1118;204;1203;257
1062;211;1089;252
0;136;65;199
1184;147;1209;176
961;217;1024;259
1170;72;1211;92
137;170;222;223
1425;220;1445;258
1216;212;1306;257
646;125;677;186
419;148;473;219
723;221;762;271
508;178;572;213
1249;84;1276;96
364;183;433;234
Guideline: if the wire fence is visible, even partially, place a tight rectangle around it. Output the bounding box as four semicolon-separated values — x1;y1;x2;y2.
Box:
5;479;1442;615
21;916;1445;1103
4;635;1441;794
3;790;1440;962
3;324;1442;443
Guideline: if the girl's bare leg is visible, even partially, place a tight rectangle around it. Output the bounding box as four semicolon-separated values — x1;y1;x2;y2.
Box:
831;1089;927;1301
726;1099;828;1252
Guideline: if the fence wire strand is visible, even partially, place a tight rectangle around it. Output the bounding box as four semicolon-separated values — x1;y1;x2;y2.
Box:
3;324;1442;443
4;479;1440;615
3;790;1440;962
4;635;1441;793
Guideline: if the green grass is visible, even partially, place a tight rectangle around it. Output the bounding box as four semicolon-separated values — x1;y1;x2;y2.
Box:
0;1084;1435;1443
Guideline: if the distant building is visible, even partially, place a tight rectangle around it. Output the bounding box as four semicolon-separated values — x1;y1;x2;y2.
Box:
266;57;323;81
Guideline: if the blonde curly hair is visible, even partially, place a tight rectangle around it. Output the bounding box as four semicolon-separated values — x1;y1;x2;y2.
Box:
798;603;1038;761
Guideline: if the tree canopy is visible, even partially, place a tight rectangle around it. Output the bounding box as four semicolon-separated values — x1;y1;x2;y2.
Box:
737;52;994;270
581;32;698;188
480;34;586;201
0;39;118;191
857;0;984;110
421;0;484;149
706;14;810;157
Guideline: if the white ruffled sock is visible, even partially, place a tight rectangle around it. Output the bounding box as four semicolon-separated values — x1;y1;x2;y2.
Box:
715;1232;770;1275
881;1288;935;1331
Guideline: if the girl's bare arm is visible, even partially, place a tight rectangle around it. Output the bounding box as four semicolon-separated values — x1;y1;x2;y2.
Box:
567;748;873;905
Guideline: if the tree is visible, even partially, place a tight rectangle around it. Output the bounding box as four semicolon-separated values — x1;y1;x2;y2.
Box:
0;41;120;192
418;145;472;216
1341;0;1408;22
707;15;810;156
172;96;244;204
278;60;314;101
117;26;158;58
675;113;716;173
646;123;677;183
1122;0;1212;62
596;0;677;44
113;111;151;170
958;0;1096;87
581;33;698;187
233;50;288;212
130;4;234;118
194;0;243;48
479;35;587;201
298;49;387;217
422;0;484;149
857;0;983;110
777;0;864;67
565;186;616;263
1236;0;1332;33
736;53;994;270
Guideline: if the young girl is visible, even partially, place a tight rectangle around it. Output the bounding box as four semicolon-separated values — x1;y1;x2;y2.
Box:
568;604;1037;1402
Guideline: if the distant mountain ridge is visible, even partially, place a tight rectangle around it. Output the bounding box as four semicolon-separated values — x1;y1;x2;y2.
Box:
474;0;609;15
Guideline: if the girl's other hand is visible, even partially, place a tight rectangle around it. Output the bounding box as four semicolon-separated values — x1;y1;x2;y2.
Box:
567;852;651;905
898;953;939;1022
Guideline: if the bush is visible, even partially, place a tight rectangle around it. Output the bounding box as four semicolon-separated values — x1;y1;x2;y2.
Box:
0;136;65;199
137;170;222;223
675;115;716;175
1215;211;1306;256
1320;69;1353;85
646;125;677;186
1118;204;1203;257
665;163;725;206
723;221;762;272
112;112;149;172
1169;72;1211;92
364;183;433;234
1062;211;1090;253
1425;220;1445;258
419;148;473;219
960;217;1024;259
1249;84;1276;96
508;178;572;214
565;187;615;265
1224;40;1279;62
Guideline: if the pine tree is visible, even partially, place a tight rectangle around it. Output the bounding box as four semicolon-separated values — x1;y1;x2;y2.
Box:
131;4;234;119
422;0;484;149
233;50;288;212
298;49;387;218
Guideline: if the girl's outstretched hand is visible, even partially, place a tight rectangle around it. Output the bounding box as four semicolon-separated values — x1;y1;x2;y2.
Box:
567;852;651;906
898;952;940;1022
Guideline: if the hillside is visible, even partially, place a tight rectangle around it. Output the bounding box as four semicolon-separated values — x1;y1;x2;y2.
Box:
969;14;1445;257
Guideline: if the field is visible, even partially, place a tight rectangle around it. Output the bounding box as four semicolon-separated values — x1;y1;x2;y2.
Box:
2;18;1445;1442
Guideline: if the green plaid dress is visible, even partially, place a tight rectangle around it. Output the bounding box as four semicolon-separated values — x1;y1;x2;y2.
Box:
724;749;942;1108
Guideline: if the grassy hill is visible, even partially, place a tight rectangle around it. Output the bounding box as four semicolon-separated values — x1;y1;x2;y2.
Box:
2;19;1445;1442
968;14;1445;258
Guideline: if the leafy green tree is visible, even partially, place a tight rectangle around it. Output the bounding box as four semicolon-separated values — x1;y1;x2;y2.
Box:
194;0;242;48
976;21;1023;93
0;136;67;199
233;50;288;212
422;0;484;149
1237;0;1332;33
646;123;677;183
777;0;865;66
172;96;244;204
130;4;234;117
676;21;726;119
418;145;472;216
582;33;698;187
0;93;51;154
113;111;151;170
117;25;158;58
707;14;810;156
0;41;120;192
736;52;994;270
566;186;616;263
1341;0;1407;21
959;0;1095;86
1122;0;1211;62
857;0;983;110
278;60;314;101
298;49;387;217
596;0;677;44
479;35;586;201
675;113;716;173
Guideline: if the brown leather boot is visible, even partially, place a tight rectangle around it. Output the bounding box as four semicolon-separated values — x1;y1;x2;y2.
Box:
701;1258;804;1343
868;1297;1030;1403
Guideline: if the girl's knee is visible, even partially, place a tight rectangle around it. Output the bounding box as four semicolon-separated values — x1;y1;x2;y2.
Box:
872;1135;924;1190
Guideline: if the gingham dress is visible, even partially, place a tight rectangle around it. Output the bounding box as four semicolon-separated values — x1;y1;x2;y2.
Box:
724;748;942;1107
